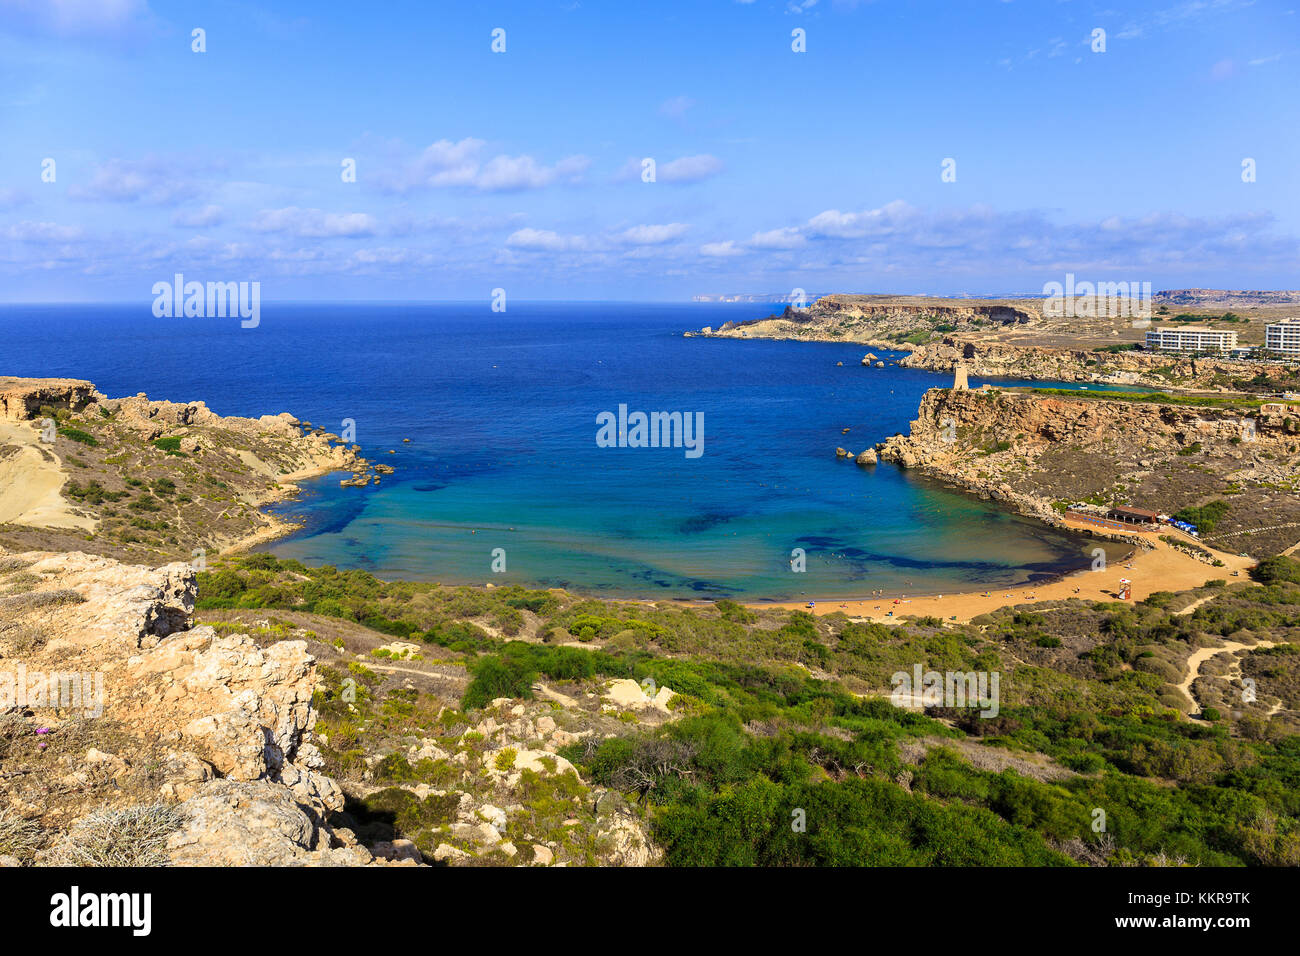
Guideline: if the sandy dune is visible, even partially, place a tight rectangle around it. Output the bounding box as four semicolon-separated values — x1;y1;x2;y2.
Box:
0;421;97;532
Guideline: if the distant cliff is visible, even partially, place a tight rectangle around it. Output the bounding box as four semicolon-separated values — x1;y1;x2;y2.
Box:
686;294;1041;346
877;387;1300;555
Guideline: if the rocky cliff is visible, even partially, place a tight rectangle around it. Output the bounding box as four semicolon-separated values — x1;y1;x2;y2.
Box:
0;549;394;866
877;388;1300;555
0;378;99;422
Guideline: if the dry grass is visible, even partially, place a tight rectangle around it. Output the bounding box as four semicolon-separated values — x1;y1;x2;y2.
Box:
0;714;29;760
0;807;44;864
43;803;186;867
0;621;46;655
0;588;85;611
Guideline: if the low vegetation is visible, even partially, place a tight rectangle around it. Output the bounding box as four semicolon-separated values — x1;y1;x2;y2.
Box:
197;553;1300;867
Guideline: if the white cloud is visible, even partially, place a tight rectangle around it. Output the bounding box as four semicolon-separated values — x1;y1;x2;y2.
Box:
0;0;150;38
806;201;915;238
693;202;1300;281
658;95;695;120
5;220;85;241
172;205;224;228
748;227;805;249
659;154;725;183
250;207;377;238
378;138;590;193
68;157;204;205
505;228;588;251
0;187;32;209
612;154;723;184
700;240;743;257
477;153;590;191
620;223;690;245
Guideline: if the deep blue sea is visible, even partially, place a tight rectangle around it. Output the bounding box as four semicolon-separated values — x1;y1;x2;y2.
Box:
0;302;1118;600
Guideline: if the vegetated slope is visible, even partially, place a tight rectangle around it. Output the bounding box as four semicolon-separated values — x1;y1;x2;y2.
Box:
186;552;1300;867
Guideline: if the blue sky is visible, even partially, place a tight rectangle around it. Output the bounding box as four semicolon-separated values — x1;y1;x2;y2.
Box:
1;0;1297;301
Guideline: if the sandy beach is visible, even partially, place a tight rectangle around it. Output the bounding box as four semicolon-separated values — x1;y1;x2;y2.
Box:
751;521;1256;623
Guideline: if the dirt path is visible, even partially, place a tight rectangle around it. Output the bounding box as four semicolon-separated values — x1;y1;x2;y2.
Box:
1177;639;1278;717
1176;593;1220;617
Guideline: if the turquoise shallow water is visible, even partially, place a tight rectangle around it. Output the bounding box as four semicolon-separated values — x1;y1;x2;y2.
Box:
0;301;1121;599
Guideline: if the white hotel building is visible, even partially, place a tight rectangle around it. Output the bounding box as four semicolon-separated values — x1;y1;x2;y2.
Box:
1144;326;1238;354
1265;319;1300;358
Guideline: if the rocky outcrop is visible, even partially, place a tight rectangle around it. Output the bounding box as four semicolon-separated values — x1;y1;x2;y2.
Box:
165;780;375;867
0;377;99;422
0;549;393;866
20;551;194;649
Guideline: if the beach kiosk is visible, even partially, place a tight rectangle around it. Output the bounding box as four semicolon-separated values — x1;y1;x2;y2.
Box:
1105;506;1160;529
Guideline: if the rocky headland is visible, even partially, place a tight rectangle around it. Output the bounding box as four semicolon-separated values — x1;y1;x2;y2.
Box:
0;376;385;564
686;294;1043;349
876;386;1300;556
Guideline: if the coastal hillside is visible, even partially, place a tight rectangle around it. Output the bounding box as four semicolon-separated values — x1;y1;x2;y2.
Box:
901;337;1300;393
14;543;1292;867
689;289;1299;353
0;377;379;565
877;387;1300;557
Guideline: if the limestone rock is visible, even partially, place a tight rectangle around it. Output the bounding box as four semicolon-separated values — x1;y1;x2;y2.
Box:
166;779;374;867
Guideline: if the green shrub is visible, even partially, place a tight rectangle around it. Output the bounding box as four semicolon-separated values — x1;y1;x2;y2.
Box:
57;427;98;447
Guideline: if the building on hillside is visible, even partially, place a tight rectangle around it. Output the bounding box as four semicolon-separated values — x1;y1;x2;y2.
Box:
1144;326;1238;353
1265;318;1300;358
1105;506;1160;527
953;364;969;390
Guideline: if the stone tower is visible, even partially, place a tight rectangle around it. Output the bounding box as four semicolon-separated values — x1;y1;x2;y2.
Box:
952;364;969;390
